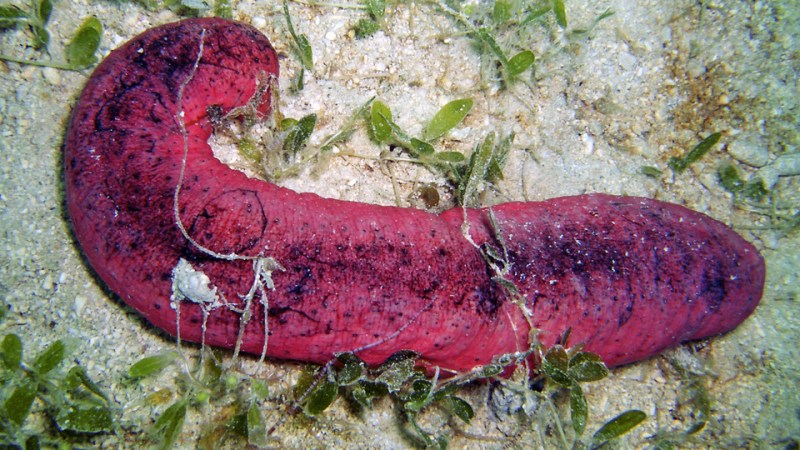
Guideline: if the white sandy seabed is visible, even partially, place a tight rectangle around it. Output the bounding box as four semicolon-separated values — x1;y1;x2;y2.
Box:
0;0;798;448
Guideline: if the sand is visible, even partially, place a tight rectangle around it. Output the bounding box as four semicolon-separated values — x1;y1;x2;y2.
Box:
0;0;797;448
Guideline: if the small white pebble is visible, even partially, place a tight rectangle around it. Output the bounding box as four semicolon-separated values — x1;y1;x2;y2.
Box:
581;133;595;155
42;67;61;86
685;59;706;78
448;126;471;141
251;16;267;29
123;14;140;30
73;295;87;315
19;65;37;81
156;9;178;24
41;274;54;290
617;51;637;71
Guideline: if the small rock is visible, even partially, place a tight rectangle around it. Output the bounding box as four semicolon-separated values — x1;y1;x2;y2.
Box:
73;295;88;315
756;166;779;190
123;13;141;30
727;132;770;167
41;274;54;290
42;67;61;86
756;152;800;189
251;16;267;29
156;9;178;24
19;65;37;81
685;59;706;79
771;152;800;176
698;172;718;192
761;230;781;250
618;51;637;71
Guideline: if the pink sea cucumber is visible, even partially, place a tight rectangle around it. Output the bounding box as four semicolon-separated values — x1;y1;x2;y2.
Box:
64;18;764;374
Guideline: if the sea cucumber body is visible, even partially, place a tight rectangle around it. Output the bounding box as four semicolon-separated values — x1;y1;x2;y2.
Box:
65;18;764;373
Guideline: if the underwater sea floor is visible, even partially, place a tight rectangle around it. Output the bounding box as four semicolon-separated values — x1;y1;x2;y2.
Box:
0;0;798;448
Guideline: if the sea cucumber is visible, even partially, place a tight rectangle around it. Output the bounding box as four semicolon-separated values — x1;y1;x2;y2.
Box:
64;18;765;374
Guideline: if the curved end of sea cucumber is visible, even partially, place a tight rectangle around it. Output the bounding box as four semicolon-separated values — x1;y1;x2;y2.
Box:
443;194;766;369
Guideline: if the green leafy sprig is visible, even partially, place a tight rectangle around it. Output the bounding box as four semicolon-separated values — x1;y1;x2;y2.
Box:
0;0;51;49
127;349;272;449
537;338;647;448
296;351;474;448
0;334;114;448
0;11;102;71
354;0;385;38
284;0;313;91
668;132;722;174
